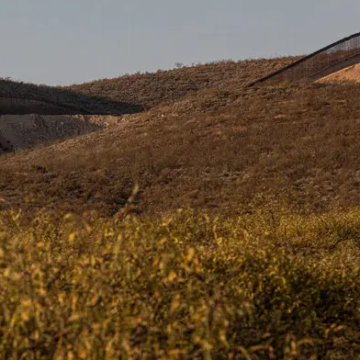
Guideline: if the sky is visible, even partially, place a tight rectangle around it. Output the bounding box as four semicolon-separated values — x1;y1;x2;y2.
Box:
1;0;360;86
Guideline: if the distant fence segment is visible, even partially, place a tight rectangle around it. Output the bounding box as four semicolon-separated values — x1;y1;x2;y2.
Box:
248;32;360;87
0;95;93;115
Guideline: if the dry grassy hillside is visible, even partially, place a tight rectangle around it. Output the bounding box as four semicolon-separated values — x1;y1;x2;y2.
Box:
66;57;298;108
0;57;296;115
1;76;360;216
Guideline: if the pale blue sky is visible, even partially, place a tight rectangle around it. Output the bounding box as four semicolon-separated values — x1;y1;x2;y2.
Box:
1;0;360;85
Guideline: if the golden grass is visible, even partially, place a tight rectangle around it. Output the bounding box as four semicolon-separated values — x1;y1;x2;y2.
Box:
3;82;360;215
66;57;298;108
0;204;359;359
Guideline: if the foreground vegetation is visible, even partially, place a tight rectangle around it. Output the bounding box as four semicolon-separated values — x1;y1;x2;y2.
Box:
0;204;359;359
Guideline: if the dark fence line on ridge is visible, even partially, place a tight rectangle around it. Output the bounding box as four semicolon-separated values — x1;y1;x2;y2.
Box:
248;31;360;87
0;95;94;115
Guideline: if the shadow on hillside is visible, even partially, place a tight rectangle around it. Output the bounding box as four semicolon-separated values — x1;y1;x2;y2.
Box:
0;114;122;154
0;79;145;115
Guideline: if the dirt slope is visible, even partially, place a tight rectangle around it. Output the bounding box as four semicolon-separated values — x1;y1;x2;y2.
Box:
317;62;360;83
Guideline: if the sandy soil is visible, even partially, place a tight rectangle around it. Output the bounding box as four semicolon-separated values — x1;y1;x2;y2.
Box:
0;114;121;153
317;63;360;83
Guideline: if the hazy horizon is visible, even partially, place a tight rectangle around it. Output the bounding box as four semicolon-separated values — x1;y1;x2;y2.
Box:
1;0;360;86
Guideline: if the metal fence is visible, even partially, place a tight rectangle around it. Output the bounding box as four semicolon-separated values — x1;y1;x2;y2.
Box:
0;95;91;115
248;32;360;87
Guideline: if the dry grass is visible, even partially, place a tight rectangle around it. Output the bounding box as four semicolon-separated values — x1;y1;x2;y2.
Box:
1;57;360;358
0;206;359;359
0;57;296;115
2;78;360;216
66;58;298;108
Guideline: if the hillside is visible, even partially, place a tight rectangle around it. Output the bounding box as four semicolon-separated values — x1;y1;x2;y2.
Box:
66;57;298;108
1;71;360;215
0;57;296;116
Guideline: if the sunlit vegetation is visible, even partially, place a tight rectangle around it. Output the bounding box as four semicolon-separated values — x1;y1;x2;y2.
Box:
0;204;359;359
1;55;360;358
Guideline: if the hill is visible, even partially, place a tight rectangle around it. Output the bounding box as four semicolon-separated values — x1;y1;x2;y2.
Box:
66;57;298;108
1;65;360;215
0;57;296;115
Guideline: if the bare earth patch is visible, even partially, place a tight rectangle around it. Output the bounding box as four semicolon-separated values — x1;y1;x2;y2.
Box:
317;62;360;83
0;114;121;153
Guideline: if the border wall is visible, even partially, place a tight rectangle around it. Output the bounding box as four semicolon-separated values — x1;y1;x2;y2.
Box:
248;32;360;87
0;95;93;115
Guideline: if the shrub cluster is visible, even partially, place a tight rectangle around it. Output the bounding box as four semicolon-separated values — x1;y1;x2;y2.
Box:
0;207;359;359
